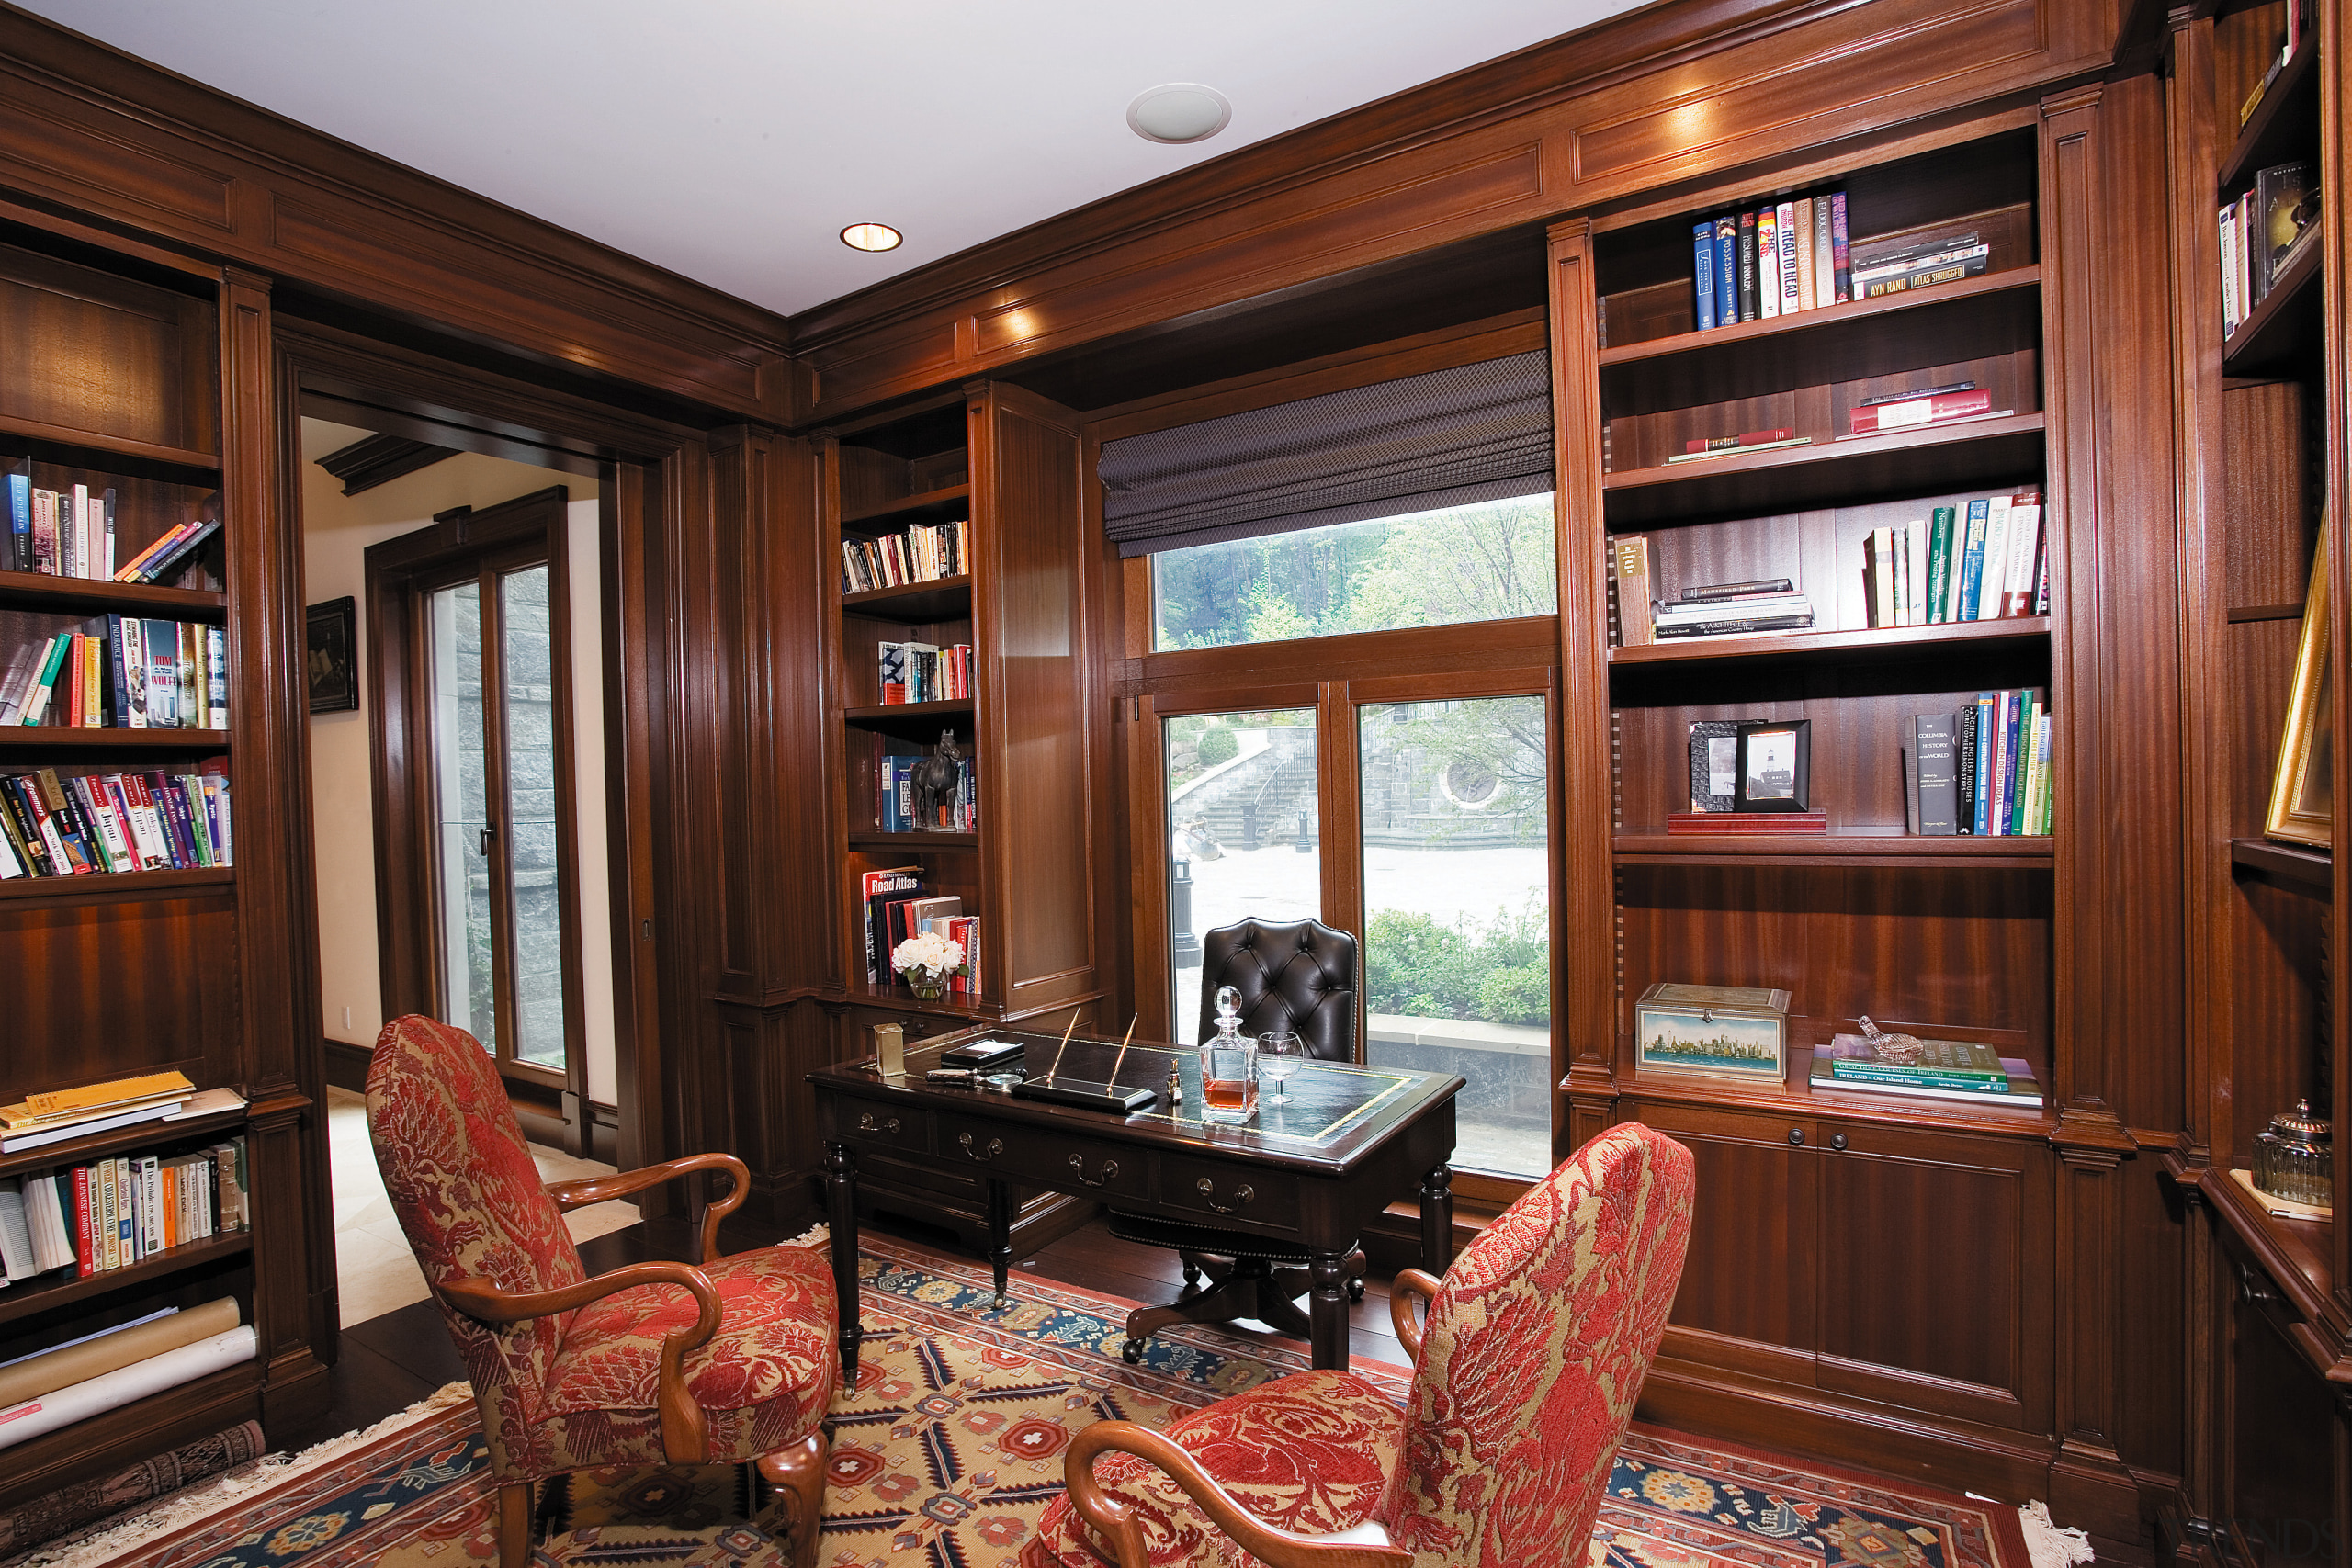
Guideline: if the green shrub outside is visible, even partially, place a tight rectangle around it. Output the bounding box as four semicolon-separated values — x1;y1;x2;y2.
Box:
1364;903;1549;1026
1194;725;1238;766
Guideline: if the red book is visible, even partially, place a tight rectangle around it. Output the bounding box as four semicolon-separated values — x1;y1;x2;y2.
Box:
73;1164;94;1278
1847;389;1993;434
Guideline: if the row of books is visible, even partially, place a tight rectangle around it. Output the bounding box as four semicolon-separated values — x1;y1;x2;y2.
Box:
878;640;973;705
0;1137;250;1283
858;866;982;992
1860;489;2046;629
876;750;977;834
1690;188;1850;330
2219;160;2317;338
841;518;967;594
1901;689;2052;837
4;471;220;585
0;766;233;880
1;616;228;729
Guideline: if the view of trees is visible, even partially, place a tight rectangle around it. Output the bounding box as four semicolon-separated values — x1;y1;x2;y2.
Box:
1363;899;1550;1026
1151;491;1556;651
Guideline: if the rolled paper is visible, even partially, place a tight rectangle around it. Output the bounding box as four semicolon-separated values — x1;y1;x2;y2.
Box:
0;1325;255;1450
0;1296;240;1407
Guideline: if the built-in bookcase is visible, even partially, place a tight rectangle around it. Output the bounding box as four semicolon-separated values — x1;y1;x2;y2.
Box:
817;384;1102;1251
0;218;317;1507
2165;0;2346;1548
1555;118;2064;1450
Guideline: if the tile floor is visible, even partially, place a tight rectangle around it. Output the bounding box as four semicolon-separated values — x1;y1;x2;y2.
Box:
325;1086;642;1327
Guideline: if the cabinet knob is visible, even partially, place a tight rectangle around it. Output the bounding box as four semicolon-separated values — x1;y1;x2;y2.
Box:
856;1112;901;1135
1829;1132;1848;1152
1787;1127;1804;1146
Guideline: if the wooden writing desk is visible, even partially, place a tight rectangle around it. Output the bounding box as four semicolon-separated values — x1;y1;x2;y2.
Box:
808;1025;1464;1374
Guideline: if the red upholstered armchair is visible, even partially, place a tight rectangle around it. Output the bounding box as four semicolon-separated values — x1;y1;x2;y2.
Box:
366;1014;839;1568
1029;1122;1694;1568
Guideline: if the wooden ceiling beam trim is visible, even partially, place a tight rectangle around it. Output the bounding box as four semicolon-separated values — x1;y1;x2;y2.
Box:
312;431;461;496
0;8;797;423
793;0;2123;423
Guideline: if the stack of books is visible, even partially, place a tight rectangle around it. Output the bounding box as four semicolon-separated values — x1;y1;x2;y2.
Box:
1812;1034;2043;1106
1666;427;1813;464
1842;382;2007;438
1859;489;2045;630
1849;230;1990;299
0;616;229;730
841;518;967;593
0;766;232;880
1901;687;2052;837
1650;578;1815;641
1690;187;1849;331
1666;810;1829;836
3;468;221;587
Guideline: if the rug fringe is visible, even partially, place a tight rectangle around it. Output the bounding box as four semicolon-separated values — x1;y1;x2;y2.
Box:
13;1382;472;1568
2018;1500;2095;1568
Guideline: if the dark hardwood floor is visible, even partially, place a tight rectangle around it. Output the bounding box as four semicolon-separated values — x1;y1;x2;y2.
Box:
277;1209;1413;1454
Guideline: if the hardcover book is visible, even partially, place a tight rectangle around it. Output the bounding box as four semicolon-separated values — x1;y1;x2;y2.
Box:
1905;714;1958;835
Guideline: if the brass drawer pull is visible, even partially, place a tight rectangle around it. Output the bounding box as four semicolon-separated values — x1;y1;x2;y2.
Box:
1195;1177;1254;1214
959;1133;1004;1162
857;1112;901;1135
1068;1153;1119;1188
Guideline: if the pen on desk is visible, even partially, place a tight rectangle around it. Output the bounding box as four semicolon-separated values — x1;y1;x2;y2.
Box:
1111;1014;1137;1085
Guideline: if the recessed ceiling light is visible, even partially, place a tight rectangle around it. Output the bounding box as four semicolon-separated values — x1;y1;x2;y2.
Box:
1127;83;1232;145
840;222;903;253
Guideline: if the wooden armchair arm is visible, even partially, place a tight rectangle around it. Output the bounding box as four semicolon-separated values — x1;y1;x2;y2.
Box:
546;1151;750;1263
439;1261;723;1464
1387;1268;1441;1364
1065;1422;1410;1568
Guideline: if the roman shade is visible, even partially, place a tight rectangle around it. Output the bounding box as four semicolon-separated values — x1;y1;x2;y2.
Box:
1099;349;1554;558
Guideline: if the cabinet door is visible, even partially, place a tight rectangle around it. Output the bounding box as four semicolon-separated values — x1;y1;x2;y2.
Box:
1632;1100;1818;1387
1815;1121;2052;1432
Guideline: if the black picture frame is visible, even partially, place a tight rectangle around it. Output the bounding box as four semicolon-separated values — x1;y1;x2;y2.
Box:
1688;720;1742;812
1733;719;1810;811
307;596;359;714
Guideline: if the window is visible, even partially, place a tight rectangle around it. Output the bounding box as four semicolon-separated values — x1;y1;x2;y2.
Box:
1151;491;1556;650
1359;697;1552;1179
1165;708;1317;1037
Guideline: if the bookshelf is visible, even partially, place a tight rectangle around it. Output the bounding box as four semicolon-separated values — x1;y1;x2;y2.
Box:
2165;0;2346;1548
817;383;1102;1252
0;220;320;1506
1556;123;2063;1446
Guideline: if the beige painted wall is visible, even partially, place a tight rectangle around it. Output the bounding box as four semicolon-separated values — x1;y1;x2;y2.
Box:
301;419;617;1105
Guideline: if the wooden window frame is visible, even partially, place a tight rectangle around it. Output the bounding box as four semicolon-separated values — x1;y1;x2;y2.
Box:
366;485;588;1117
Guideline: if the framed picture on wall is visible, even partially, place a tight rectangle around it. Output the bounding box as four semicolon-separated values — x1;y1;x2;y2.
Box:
307;596;359;715
2266;515;2332;849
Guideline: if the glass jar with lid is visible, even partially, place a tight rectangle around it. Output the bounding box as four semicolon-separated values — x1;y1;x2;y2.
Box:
2253;1099;2332;1210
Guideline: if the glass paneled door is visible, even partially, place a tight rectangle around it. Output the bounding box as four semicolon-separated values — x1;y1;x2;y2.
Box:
1358;695;1551;1179
425;552;567;1073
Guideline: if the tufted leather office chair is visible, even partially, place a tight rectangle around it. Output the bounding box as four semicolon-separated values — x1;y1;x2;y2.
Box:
1109;917;1366;1363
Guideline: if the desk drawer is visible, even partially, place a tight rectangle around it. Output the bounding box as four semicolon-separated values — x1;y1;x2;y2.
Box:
1158;1153;1300;1232
933;1111;1149;1201
832;1098;927;1150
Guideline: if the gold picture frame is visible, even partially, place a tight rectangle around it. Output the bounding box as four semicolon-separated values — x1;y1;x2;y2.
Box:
2266;516;2334;849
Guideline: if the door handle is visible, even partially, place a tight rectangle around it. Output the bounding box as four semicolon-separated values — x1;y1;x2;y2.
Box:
479;820;498;857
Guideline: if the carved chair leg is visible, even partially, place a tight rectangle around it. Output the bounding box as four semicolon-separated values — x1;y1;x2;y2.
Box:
758;1429;831;1568
496;1481;534;1568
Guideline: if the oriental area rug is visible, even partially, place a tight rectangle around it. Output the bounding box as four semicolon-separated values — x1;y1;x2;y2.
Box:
17;1239;2043;1568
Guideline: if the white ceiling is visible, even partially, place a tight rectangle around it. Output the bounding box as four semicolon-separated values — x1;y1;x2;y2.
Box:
19;1;1646;318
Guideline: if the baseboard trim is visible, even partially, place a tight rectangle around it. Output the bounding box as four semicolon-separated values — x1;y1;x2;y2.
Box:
322;1036;373;1094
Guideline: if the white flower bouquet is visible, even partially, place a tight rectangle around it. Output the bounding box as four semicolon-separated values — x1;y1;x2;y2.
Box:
891;931;966;998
